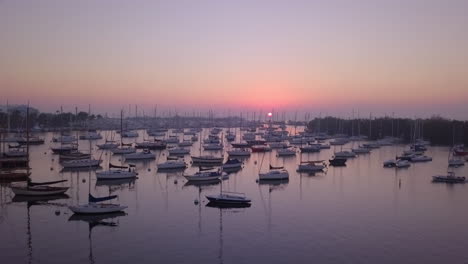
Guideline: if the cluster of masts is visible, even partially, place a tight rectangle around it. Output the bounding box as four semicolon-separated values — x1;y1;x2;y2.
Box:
2;106;468;214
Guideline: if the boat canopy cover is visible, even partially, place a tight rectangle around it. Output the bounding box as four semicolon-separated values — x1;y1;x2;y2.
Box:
270;165;284;170
28;179;67;186
89;194;117;203
122;143;133;146
109;163;128;169
199;166;215;171
225;159;241;164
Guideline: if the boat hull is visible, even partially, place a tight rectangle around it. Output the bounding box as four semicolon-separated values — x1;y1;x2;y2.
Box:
69;204;128;214
11;186;69;196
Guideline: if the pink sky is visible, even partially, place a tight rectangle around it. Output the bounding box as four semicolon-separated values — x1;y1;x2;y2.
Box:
1;0;467;119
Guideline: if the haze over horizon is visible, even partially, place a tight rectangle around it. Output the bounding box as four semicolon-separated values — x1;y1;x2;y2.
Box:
1;0;467;119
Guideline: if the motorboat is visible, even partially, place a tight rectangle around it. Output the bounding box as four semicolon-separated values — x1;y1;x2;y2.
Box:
432;171;466;183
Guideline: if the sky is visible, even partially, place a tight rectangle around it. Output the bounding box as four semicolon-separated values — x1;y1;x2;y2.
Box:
1;0;467;119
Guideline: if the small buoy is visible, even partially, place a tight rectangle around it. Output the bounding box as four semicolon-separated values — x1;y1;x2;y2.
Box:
194;199;199;205
255;179;259;183
254;160;257;165
50;167;53;171
148;168;151;171
55;210;60;216
82;179;86;183
44;152;47;155
174;179;178;184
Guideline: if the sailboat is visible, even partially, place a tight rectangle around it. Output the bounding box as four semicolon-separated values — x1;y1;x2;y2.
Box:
11;180;69;196
448;127;465;167
112;110;136;155
96;163;137;180
191;129;224;165
10;106;70;196
69;193;127;214
258;152;289;181
184;167;225;182
206;177;251;205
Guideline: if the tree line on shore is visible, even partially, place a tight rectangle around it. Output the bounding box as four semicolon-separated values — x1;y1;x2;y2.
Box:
307;116;468;146
0;109;102;130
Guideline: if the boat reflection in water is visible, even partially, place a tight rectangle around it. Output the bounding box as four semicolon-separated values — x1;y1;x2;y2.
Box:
11;194;69;264
206;201;251;209
69;212;126;264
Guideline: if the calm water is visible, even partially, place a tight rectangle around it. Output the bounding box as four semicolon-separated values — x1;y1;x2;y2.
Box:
1;129;468;264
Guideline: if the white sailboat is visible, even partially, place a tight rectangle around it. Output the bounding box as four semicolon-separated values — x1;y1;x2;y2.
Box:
184;167;225;182
96;163;137;180
69;194;127;214
157;160;187;170
69;170;127;214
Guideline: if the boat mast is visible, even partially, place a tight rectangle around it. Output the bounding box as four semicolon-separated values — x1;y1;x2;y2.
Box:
120;110;123;147
26;104;30;185
6;100;9;136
